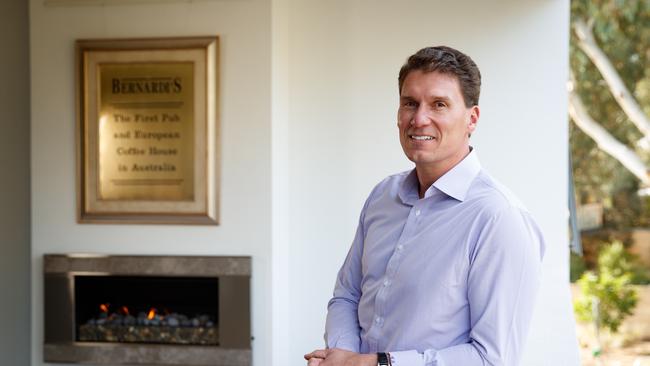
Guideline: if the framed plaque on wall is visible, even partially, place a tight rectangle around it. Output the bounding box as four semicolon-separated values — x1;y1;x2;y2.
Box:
76;37;219;224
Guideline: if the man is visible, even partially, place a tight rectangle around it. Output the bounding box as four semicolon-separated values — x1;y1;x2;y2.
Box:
304;46;545;366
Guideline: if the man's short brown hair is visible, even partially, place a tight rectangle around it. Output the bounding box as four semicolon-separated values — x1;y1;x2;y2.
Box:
398;46;481;107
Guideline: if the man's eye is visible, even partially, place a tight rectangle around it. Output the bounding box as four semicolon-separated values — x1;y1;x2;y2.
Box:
404;101;417;107
434;101;447;109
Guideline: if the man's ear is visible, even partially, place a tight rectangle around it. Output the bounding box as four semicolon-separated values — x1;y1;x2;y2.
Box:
467;105;480;135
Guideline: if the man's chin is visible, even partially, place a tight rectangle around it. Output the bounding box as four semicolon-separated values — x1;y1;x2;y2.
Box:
407;154;437;165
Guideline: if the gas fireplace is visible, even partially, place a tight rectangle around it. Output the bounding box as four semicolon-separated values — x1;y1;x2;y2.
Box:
75;275;219;345
43;254;251;366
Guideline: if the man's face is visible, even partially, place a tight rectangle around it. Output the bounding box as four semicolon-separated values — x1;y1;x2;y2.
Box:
398;70;479;174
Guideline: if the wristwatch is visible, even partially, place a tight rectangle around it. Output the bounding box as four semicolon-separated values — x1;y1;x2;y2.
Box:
377;352;391;366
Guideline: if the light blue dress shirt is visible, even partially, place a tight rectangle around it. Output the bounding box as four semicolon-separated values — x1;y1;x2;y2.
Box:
325;150;545;366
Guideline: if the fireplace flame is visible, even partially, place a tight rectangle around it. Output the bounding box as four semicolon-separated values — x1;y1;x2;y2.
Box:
120;306;129;315
99;303;109;313
147;308;156;320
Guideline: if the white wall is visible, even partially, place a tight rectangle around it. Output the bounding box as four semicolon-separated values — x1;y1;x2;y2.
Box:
29;1;273;365
285;0;580;365
30;1;578;365
1;0;31;364
271;0;291;364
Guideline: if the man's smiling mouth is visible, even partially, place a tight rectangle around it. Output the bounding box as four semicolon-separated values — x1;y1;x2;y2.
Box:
409;135;435;141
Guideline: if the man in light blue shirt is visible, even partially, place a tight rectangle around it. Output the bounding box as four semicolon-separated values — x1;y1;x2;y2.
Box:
305;46;545;366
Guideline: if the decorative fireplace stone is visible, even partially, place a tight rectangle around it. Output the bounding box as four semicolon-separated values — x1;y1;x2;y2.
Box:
43;254;251;366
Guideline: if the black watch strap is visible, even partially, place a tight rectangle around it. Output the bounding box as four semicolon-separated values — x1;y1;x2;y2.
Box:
377;352;390;366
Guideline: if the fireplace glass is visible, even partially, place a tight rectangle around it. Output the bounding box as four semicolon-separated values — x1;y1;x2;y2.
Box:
74;275;219;346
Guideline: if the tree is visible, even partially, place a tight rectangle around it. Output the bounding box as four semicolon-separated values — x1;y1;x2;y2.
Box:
570;0;650;229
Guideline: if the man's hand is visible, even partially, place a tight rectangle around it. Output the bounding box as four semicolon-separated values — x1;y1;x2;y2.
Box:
304;348;377;366
304;349;326;366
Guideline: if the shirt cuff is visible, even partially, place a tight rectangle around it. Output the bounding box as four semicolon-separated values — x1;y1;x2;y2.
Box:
389;350;427;366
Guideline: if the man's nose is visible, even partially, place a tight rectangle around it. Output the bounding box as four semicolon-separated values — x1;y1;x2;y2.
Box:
412;105;431;127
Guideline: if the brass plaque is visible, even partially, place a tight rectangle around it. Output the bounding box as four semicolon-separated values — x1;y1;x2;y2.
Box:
98;63;194;201
77;37;219;224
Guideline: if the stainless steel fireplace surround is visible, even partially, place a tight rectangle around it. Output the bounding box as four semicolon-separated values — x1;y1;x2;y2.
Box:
43;254;251;366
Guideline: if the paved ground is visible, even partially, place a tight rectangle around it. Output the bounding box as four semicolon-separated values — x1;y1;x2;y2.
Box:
578;340;650;366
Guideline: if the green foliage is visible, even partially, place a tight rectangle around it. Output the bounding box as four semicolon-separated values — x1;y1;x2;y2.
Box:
570;0;650;228
570;0;649;339
571;252;588;283
630;256;650;284
574;242;638;333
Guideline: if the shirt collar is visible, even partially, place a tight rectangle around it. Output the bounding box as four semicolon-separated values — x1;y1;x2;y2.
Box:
398;170;421;205
398;148;482;204
432;148;481;202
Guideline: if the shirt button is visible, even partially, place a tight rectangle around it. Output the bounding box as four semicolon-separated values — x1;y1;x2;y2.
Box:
415;209;421;216
383;279;390;286
375;317;382;324
397;244;403;251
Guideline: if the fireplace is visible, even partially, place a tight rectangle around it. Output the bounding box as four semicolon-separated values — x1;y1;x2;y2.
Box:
43;254;251;366
75;275;219;345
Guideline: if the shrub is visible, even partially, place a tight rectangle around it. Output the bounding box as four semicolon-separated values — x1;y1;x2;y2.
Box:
573;241;638;333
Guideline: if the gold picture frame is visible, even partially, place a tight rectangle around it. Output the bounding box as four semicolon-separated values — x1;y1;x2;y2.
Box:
76;37;219;224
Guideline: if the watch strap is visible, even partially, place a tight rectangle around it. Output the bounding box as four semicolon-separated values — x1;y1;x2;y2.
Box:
377;352;390;366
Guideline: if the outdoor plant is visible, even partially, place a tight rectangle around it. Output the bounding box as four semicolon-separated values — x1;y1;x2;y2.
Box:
574;241;638;333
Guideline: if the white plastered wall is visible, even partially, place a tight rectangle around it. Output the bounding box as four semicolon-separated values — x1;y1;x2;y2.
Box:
285;0;579;365
30;0;579;365
30;1;272;365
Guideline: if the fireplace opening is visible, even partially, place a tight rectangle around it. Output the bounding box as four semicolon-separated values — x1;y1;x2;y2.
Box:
45;255;251;365
74;275;219;346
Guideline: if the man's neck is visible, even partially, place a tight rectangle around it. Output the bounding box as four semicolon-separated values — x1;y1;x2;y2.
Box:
415;148;472;199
